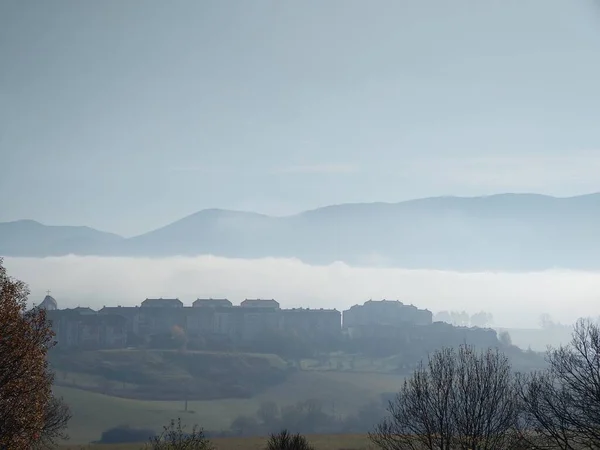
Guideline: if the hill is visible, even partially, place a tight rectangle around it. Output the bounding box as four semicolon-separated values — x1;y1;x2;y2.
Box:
50;349;290;401
2;193;600;270
0;220;123;256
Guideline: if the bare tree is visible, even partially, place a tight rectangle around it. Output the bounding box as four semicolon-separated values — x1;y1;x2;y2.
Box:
452;346;522;449
0;258;61;449
517;319;600;449
370;345;521;450
34;396;72;448
266;430;315;450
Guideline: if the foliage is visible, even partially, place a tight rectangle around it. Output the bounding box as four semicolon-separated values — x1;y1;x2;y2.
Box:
517;319;600;449
0;258;67;448
370;344;521;450
146;418;213;450
265;429;315;450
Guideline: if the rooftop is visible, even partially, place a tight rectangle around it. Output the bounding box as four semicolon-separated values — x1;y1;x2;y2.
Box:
241;299;280;308
141;298;183;307
193;298;232;307
38;295;58;310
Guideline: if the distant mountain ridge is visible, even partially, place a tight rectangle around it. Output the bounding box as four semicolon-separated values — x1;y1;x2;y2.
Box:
0;219;123;257
2;193;599;271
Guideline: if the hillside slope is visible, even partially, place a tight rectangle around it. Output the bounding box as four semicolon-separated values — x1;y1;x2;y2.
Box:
2;193;600;270
0;220;123;256
50;349;290;401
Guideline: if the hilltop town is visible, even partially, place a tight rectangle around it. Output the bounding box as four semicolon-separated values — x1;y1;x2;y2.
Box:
38;294;498;351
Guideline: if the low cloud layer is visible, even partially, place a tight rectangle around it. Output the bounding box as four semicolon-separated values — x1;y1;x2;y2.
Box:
4;255;600;329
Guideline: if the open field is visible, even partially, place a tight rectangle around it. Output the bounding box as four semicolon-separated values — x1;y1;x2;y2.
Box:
57;370;403;444
60;434;374;449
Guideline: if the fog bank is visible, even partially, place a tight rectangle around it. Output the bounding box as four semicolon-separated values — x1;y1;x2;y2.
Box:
4;255;599;329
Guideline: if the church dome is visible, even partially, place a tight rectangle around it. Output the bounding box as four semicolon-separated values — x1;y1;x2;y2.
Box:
39;295;58;310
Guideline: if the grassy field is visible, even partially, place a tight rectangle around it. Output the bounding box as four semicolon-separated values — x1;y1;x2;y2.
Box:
60;434;374;449
57;370;403;444
51;349;290;401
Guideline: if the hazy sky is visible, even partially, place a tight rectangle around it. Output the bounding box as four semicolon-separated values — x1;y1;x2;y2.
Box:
2;0;600;236
6;255;600;329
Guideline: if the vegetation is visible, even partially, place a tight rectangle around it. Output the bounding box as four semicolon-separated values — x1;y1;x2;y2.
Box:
59;434;372;449
7;257;600;449
0;258;70;448
369;319;600;450
50;348;291;401
265;430;314;450
38;395;72;448
145;418;212;450
370;345;521;450
433;310;493;327
55;370;402;444
517;319;600;449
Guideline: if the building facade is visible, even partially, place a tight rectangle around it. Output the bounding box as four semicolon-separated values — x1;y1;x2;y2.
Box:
40;296;448;349
343;299;433;329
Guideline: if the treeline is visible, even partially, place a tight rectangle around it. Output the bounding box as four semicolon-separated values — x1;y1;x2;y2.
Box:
101;421;318;450
433;310;494;327
98;398;388;444
228;398;388;437
371;318;600;449
154;322;504;363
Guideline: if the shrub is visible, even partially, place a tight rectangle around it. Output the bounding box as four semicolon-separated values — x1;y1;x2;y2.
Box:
265;429;314;450
146;418;212;450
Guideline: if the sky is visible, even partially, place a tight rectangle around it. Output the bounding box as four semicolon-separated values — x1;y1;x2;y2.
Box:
5;255;600;329
1;0;600;236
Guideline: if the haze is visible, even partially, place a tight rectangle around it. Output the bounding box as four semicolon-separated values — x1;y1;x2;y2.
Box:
5;1;600;446
2;0;600;331
2;0;600;235
4;255;598;329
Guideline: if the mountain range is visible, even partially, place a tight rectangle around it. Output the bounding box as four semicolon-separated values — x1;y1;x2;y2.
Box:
1;193;599;271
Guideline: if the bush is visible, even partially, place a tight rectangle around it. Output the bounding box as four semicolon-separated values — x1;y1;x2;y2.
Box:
265;430;314;450
99;425;156;443
146;418;212;450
